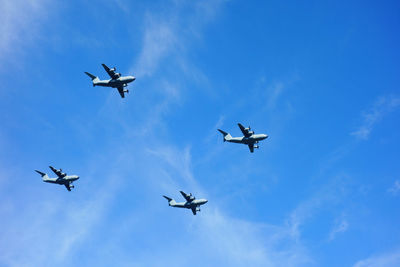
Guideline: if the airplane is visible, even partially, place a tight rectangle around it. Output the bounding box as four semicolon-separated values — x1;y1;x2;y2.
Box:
84;64;136;98
218;123;268;153
163;191;208;215
35;166;79;191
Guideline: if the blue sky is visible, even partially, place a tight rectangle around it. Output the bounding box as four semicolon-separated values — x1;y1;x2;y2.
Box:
1;0;400;266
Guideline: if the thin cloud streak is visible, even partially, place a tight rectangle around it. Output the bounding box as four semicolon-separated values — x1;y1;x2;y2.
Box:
139;144;312;267
4;1;396;266
351;95;400;140
328;218;349;241
267;82;285;110
133;17;177;77
0;0;53;62
0;173;120;267
353;248;400;267
204;115;225;143
388;180;400;196
122;0;227;137
132;0;225;77
286;174;349;241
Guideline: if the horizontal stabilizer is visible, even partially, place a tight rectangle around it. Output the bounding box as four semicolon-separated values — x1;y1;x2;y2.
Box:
218;129;232;142
218;129;228;136
84;72;97;80
163;195;177;206
163;195;172;202
35;170;46;177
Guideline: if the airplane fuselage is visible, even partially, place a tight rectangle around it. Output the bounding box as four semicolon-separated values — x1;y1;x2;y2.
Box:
171;199;208;209
228;134;268;145
43;175;79;185
94;76;136;88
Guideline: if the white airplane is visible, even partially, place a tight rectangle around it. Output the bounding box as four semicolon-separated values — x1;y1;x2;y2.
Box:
35;166;79;191
218;123;268;153
163;191;208;215
85;64;136;98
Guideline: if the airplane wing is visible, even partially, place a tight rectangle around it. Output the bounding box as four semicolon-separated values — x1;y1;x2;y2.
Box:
117;86;125;98
102;64;119;79
191;207;197;215
248;144;254;153
64;184;71;191
238;123;252;138
180;191;194;202
49;166;66;178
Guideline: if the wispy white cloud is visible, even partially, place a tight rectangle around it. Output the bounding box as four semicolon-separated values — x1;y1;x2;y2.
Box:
351;95;400;140
328;217;349;241
114;0;226;138
132;0;225;78
133;18;177;77
286;175;349;241
267;82;285;110
353;248;400;267
0;0;53;61
388;180;400;196
147;145;196;187
110;0;130;13
0;1;365;266
203;115;225;143
194;208;312;267
0;172;120;267
135;144;312;267
135;79;183;136
251;73;300;114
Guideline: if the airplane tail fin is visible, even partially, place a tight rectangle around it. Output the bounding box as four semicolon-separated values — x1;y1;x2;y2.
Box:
35;170;49;180
163;196;176;206
217;129;232;142
84;72;100;85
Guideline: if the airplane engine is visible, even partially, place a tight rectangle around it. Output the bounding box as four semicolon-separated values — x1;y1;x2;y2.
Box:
245;127;254;135
196;207;201;212
110;67;116;72
123;89;129;93
254;145;259;149
70;185;74;188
